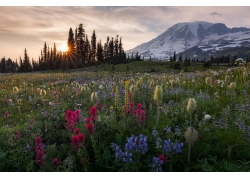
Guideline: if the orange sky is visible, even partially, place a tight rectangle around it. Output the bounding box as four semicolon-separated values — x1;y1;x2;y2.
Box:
1;3;250;61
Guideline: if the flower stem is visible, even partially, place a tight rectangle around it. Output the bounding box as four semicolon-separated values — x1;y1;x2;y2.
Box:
156;101;159;128
188;142;191;163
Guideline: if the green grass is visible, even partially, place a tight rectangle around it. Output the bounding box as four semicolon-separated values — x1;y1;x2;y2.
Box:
74;61;227;73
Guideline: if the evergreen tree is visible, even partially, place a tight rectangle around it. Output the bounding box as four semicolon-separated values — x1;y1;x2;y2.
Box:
91;30;97;63
68;27;75;53
119;37;127;63
85;35;91;66
67;27;76;68
114;35;119;64
53;43;57;69
96;40;104;63
185;55;188;62
135;52;141;61
74;27;79;66
0;57;6;73
170;56;173;62
178;53;182;62
77;24;85;67
19;56;24;72
103;36;110;63
173;51;176;61
15;59;19;72
43;42;47;69
109;37;114;64
47;45;50;69
49;47;53;69
23;48;32;72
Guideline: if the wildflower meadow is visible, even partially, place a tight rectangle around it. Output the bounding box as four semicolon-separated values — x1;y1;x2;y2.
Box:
1;63;250;172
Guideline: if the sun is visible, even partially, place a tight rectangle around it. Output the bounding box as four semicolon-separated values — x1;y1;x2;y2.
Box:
59;43;68;52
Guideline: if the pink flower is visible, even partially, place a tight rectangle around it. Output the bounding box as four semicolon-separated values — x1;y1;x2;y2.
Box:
14;131;21;140
129;102;134;114
71;135;81;150
78;134;86;143
123;105;127;114
137;103;143;111
139;110;146;126
128;92;132;102
71;134;85;150
212;78;215;87
35;136;45;166
74;128;80;135
52;158;61;170
65;110;77;131
74;109;80;121
158;154;167;163
65;110;73;121
89;106;98;122
35;136;43;144
89;106;97;116
86;117;91;124
86;123;94;134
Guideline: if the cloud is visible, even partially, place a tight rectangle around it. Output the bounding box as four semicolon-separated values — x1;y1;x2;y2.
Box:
1;6;250;61
210;12;222;16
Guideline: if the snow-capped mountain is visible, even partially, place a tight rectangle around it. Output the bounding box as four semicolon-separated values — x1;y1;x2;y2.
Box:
126;21;250;60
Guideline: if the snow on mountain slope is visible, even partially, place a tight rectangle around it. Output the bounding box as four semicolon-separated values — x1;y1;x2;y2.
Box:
126;21;250;60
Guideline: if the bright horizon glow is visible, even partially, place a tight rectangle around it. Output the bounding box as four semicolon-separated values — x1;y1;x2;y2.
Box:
59;43;68;52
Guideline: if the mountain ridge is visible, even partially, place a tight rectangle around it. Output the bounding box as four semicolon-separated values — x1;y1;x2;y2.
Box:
126;21;250;60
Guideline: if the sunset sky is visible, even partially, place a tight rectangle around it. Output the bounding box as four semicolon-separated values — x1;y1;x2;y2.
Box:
1;1;250;61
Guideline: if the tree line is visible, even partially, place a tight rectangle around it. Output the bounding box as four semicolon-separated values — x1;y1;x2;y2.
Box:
0;23;128;73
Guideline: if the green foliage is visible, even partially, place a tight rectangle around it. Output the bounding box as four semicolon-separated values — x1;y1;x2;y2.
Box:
1;64;250;171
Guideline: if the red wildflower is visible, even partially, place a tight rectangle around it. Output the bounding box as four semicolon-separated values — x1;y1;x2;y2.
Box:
133;110;138;117
71;135;80;144
78;134;86;143
129;102;134;115
212;78;215;87
139;110;146;126
71;135;81;150
74;109;80;121
89;106;97;115
89;106;98;122
74;128;80;135
65;110;77;131
34;136;45;166
52;158;61;170
35;136;43;144
14;131;21;140
123;105;127;114
137;103;142;110
86;123;94;134
71;112;77;122
158;154;167;162
86;117;91;124
128;92;132;102
65;110;73;121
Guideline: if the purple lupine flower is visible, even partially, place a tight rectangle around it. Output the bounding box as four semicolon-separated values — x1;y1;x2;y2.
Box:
152;157;164;172
174;125;181;136
155;138;162;148
122;152;133;163
163;139;172;154
164;126;171;134
172;141;184;153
